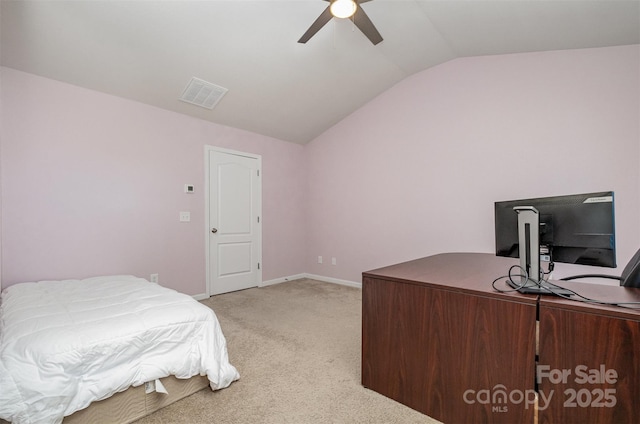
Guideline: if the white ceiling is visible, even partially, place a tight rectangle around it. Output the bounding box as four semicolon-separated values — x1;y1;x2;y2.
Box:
2;1;639;144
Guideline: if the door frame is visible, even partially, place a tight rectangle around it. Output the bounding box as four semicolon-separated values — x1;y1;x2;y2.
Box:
204;145;262;297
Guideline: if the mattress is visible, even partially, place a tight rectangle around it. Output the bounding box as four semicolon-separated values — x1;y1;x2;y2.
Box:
0;275;239;424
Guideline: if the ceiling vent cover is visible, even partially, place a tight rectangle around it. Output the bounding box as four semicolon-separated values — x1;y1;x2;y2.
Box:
179;77;228;110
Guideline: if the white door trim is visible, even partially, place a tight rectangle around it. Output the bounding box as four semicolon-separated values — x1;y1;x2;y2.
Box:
204;145;262;296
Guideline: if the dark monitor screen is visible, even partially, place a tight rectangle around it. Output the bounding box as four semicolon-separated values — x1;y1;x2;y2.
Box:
495;191;616;268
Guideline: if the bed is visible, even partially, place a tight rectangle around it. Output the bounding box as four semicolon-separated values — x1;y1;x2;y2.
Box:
0;275;240;424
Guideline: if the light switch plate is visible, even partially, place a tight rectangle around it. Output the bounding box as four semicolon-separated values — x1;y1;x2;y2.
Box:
179;211;191;222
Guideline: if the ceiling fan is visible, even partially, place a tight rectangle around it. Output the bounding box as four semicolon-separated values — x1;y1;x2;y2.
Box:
298;0;383;45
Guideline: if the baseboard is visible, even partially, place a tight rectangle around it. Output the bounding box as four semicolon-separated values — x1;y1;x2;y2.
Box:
197;273;361;296
303;273;362;289
261;273;361;289
194;274;307;299
260;274;307;287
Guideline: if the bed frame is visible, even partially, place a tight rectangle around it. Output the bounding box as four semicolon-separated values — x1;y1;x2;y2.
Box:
68;375;209;423
62;375;210;423
0;375;209;424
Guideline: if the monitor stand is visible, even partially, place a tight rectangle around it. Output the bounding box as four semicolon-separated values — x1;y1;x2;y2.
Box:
508;206;573;296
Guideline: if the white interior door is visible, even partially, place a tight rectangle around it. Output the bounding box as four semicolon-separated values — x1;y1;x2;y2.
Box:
207;148;262;295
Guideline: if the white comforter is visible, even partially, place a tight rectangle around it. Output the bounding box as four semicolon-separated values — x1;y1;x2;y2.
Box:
0;275;239;424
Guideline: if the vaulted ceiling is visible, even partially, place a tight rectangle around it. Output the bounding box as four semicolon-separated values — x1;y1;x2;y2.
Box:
2;1;639;144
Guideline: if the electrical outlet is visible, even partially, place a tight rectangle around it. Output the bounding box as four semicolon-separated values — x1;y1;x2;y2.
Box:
318;256;323;264
331;257;337;265
179;211;190;222
150;273;159;283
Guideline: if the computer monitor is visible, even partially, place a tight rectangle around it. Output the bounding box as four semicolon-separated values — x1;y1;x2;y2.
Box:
495;191;616;272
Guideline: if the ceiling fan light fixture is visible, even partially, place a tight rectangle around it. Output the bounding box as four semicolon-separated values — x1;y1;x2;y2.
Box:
330;0;357;19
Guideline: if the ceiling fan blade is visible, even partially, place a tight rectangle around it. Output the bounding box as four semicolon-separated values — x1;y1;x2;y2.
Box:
353;5;383;45
298;6;333;43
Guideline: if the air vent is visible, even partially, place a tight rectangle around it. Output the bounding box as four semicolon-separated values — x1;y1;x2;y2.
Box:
179;77;228;110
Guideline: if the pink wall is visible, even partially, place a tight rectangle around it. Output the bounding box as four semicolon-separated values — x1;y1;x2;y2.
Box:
2;45;639;293
0;67;307;295
306;45;640;283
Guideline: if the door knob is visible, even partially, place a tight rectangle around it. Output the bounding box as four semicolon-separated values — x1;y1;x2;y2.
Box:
211;228;218;233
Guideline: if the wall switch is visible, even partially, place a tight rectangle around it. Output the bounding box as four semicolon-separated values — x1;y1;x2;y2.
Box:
318;256;323;264
150;273;159;284
184;184;194;194
331;257;337;265
179;211;190;222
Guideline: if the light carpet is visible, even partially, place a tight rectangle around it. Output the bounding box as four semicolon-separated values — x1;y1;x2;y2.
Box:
133;279;440;423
